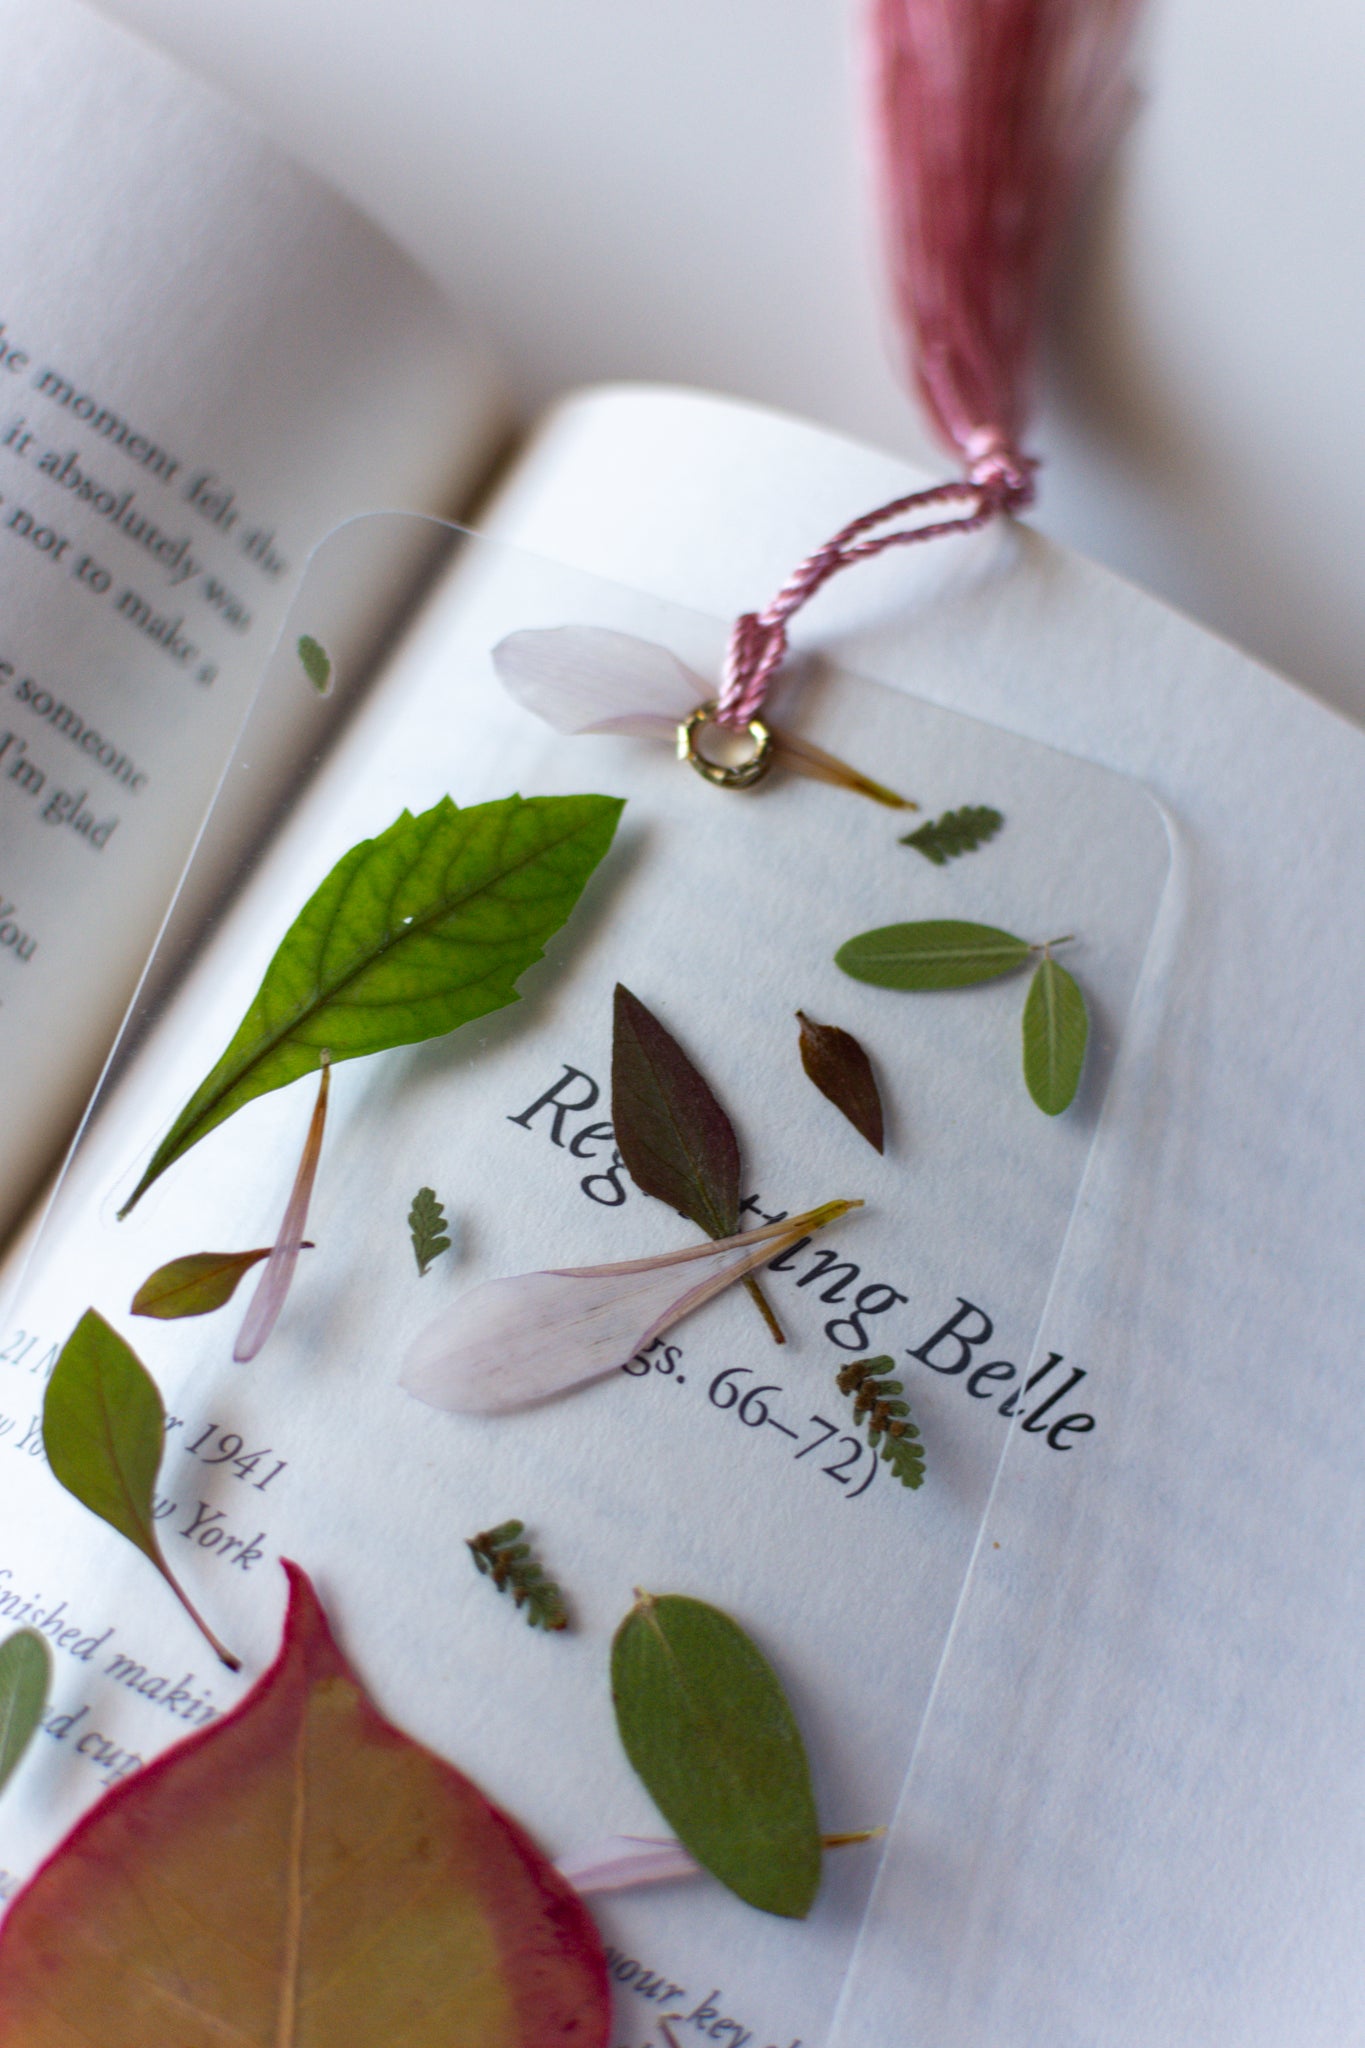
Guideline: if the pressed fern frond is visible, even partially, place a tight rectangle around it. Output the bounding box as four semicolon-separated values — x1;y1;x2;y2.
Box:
467;1519;569;1630
409;1185;452;1277
900;804;1003;865
836;1357;925;1489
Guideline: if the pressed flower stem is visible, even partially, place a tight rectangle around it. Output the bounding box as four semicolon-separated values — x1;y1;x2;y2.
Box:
772;727;916;810
157;1560;240;1672
743;1274;786;1345
557;1200;861;1282
622;1199;862;1356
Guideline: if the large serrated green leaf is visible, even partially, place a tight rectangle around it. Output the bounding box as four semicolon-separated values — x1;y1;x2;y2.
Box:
1022;956;1088;1113
0;1631;51;1797
835;919;1032;990
122;793;623;1212
611;1593;821;1918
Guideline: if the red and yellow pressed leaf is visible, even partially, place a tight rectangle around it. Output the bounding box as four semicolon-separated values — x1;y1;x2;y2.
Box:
0;1564;609;2047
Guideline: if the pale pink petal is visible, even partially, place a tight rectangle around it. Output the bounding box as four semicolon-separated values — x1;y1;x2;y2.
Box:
233;1063;329;1363
400;1200;857;1415
556;1826;883;1897
492;626;705;738
555;1835;701;1896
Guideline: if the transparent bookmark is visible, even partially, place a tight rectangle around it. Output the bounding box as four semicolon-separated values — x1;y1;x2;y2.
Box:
1;514;1168;2043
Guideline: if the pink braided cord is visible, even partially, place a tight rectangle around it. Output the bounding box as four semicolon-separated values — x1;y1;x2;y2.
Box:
717;449;1034;729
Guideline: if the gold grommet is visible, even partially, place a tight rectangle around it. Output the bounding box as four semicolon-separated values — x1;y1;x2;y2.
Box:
676;700;774;790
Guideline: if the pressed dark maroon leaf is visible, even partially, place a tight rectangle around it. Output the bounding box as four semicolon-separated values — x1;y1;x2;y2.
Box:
796;1011;886;1153
611;985;783;1342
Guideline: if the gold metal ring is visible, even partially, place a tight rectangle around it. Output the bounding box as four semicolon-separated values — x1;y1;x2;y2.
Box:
676;700;774;790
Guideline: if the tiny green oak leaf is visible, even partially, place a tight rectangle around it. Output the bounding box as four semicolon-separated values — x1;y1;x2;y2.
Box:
900;804;1004;864
120;793;623;1213
409;1187;452;1277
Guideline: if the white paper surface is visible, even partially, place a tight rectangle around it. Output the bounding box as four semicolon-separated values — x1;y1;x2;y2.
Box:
0;520;1164;2043
0;0;499;1233
481;385;1365;2046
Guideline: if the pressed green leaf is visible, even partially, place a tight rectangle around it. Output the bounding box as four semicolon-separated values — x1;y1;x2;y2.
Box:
796;1010;885;1152
0;1566;608;2043
836;919;1032;990
43;1312;238;1669
296;633;332;693
409;1186;452;1278
0;1631;51;1797
121;793;623;1212
612;985;783;1342
1022;956;1088;1114
836;1358;925;1490
900;804;1004;865
130;1247;313;1319
611;1593;820;1918
467;1521;569;1632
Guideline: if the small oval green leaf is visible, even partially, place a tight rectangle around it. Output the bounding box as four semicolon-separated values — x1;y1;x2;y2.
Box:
0;1631;51;1796
131;1248;278;1319
611;1593;820;1918
836;919;1032;990
1022;956;1088;1113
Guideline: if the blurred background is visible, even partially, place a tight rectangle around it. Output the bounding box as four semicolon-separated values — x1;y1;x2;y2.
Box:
97;0;1365;726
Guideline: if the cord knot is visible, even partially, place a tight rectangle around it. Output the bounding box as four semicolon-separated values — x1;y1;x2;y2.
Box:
718;609;789;729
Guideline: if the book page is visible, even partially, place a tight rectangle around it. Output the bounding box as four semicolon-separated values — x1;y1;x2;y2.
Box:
482;385;1365;2045
0;0;499;1237
0;520;1165;2043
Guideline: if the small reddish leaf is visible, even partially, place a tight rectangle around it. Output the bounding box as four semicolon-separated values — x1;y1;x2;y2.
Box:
130;1247;311;1319
796;1011;886;1153
0;1564;609;2046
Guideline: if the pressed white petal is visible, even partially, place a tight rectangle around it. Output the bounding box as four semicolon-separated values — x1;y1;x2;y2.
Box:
492;625;704;738
402;1247;735;1413
233;1063;329;1364
399;1201;860;1416
555;1835;699;1896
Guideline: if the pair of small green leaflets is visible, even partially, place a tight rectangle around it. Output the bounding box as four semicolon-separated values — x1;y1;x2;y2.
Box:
836;920;1088;1114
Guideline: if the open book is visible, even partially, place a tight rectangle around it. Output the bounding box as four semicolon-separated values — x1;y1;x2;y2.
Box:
4;5;1364;2044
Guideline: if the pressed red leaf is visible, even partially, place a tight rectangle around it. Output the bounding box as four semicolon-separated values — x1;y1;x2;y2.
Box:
0;1563;609;2047
796;1011;886;1153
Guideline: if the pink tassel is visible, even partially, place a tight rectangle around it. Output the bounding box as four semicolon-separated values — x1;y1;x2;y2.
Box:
870;0;1143;486
716;0;1143;730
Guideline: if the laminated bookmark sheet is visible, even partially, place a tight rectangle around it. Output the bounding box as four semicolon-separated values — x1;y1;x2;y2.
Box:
0;517;1168;2045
